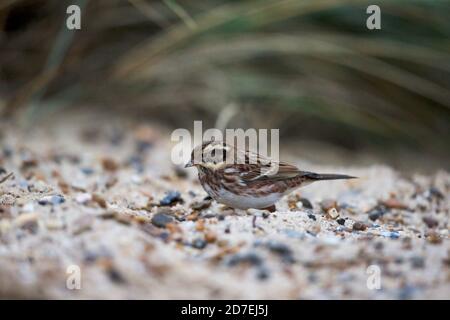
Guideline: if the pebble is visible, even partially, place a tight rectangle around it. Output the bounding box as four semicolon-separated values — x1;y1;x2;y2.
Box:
192;238;207;249
204;232;217;243
227;252;263;267
352;221;367;231
381;198;408;210
81;167;94;175
298;198;313;209
321;199;337;212
367;205;387;221
426;231;442;244
422;216;438;228
151;213;175;228
336;218;345;225
101;158;119;172
425;187;444;200
307;214;316;221
46;219;65;230
76;193;92;204
266;241;295;263
38;195;65;206
160;191;183;206
380;231;400;239
326;208;339;219
190;199;212;211
92;194;107;208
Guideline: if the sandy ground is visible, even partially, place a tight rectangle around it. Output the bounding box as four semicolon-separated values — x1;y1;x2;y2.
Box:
0;112;449;299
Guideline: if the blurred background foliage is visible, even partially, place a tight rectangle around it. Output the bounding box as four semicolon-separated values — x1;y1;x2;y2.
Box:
0;0;449;170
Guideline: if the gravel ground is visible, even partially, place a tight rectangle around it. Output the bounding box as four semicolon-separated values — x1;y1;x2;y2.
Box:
0;112;449;299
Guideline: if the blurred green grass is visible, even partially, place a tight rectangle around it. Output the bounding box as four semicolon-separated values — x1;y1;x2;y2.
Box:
0;0;449;166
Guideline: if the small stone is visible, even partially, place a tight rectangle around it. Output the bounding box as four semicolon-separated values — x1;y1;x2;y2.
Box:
367;205;387;221
422;216;438;228
76;193;92;204
81;167;94;175
160;191;183;206
227;252;263;267
38;195;65;206
266;241;295;263
195;220;205;231
336;218;346;225
326;208;339;219
92;193;107;208
426;231;442;244
101;158;119;172
298;198;313;209
204;232;217;243
256;267;270;280
46;219;65;230
307;214;316;221
106;267;127;284
381;198;408;210
426;187;444;200
352;221;367;231
192;238;207;249
321;199;337;212
151;213;175;228
190;199;212;211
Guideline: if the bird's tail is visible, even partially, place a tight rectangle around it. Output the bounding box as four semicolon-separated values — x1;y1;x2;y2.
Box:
301;172;357;181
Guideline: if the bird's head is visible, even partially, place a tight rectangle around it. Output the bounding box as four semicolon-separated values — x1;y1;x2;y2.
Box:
185;139;232;170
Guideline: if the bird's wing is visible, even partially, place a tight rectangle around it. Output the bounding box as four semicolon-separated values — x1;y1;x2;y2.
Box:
237;162;300;182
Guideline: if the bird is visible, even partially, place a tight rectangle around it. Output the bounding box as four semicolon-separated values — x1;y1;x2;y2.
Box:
184;139;356;211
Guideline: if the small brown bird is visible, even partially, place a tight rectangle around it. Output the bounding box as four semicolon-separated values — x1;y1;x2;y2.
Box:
185;140;356;211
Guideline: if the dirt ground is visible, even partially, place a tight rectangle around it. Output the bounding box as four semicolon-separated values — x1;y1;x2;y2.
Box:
0;112;448;299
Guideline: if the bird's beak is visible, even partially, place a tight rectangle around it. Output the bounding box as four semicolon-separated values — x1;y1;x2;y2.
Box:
184;160;193;168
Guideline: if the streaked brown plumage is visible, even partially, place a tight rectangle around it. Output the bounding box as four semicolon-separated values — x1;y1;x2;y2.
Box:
185;140;356;210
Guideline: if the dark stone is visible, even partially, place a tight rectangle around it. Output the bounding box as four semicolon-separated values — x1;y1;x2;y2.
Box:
427;187;444;200
227;252;263;267
422;216;438;228
352;221;367;231
307;214;316;221
106;267;127;284
266;241;295;264
81;167;94;175
336;218;346;225
190;199;212;211
299;198;313;209
159;191;183;206
256;267;270;280
151;213;174;228
38;195;65;206
192;238;207;249
367;205;387;221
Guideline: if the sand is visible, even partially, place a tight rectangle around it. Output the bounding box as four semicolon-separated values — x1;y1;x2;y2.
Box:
0;112;448;299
